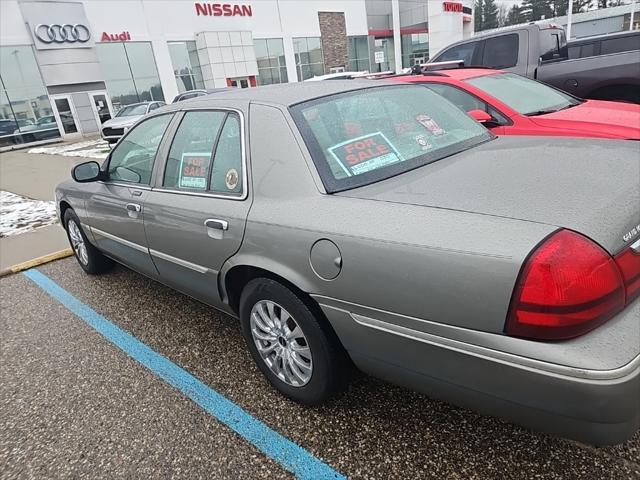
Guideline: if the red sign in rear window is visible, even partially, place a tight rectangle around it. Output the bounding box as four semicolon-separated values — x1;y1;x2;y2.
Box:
179;152;210;189
328;132;403;176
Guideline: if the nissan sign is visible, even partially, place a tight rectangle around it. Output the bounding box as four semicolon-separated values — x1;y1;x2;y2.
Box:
34;24;91;44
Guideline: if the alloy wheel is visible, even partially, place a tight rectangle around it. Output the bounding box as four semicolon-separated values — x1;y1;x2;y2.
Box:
249;300;313;387
68;220;89;266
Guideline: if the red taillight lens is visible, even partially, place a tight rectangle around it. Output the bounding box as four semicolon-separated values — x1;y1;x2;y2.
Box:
614;244;640;303
506;230;625;340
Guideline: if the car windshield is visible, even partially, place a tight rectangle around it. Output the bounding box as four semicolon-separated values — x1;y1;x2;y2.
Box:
116;104;148;117
291;85;491;192
465;73;580;115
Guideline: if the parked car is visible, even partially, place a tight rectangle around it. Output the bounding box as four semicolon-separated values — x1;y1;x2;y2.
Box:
56;82;640;446
101;101;165;143
386;68;640;139
568;30;640;60
0;118;34;136
430;23;640;103
172;88;230;103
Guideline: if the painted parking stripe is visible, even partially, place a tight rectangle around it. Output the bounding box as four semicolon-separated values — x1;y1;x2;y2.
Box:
24;268;345;480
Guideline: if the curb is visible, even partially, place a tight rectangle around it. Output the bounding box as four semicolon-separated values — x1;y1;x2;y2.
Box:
0;248;73;278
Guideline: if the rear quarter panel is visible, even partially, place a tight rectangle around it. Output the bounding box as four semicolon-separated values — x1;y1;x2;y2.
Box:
229;103;556;337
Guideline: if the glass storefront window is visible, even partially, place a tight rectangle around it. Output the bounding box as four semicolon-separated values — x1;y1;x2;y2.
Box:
293;37;325;81
168;41;205;93
348;36;370;72
401;33;429;68
373;38;395;72
254;38;288;86
96;42;164;111
0;45;60;147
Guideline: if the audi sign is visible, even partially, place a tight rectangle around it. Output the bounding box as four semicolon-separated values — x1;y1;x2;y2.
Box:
34;24;91;44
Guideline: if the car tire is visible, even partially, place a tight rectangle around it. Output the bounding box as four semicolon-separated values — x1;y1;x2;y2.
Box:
64;209;114;275
239;278;349;405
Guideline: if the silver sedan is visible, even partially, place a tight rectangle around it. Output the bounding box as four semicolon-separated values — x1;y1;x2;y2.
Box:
55;82;640;445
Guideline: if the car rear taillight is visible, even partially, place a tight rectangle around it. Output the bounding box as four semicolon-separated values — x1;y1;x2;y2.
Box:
614;240;640;304
506;230;625;340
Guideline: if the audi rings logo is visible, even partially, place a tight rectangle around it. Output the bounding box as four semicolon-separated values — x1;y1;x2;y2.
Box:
34;24;91;44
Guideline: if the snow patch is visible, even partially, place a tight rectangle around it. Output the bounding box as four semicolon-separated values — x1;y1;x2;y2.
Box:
28;139;111;159
0;191;59;237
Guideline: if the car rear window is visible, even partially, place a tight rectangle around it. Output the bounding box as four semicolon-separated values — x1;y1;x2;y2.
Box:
290;85;491;192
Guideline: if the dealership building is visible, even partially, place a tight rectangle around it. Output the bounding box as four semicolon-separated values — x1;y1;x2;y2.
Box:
0;0;474;148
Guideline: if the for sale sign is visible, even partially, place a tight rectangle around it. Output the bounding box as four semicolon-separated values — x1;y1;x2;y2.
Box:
179;152;210;189
328;132;403;176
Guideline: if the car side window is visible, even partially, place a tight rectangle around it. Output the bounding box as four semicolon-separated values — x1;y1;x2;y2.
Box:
108;114;173;185
434;42;478;65
601;36;640;55
209;113;242;195
482;34;518;69
426;83;509;126
164;111;227;190
426;83;487;113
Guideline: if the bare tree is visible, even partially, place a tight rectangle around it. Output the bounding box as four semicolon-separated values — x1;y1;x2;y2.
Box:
497;3;509;26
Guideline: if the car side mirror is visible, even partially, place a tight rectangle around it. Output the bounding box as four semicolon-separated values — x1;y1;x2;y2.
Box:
467;109;493;123
72;161;103;183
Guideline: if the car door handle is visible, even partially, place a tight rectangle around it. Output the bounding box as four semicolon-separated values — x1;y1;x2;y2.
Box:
131;189;143;197
126;203;141;213
204;219;228;231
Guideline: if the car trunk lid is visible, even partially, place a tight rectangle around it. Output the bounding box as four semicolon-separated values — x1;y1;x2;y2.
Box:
338;136;640;254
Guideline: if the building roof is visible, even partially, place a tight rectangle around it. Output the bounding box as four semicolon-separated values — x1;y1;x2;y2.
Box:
553;3;636;26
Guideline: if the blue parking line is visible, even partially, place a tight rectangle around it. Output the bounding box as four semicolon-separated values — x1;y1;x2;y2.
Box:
23;268;345;480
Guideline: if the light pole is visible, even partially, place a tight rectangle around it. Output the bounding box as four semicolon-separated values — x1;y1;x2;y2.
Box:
566;0;574;40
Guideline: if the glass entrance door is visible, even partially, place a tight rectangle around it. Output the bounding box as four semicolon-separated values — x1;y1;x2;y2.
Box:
51;95;80;138
89;91;114;126
228;77;252;88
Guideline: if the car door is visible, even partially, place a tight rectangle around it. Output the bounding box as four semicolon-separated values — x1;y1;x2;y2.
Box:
143;108;250;307
85;113;174;278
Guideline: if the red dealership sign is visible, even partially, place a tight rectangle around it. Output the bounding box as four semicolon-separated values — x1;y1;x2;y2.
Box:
101;31;131;41
443;2;464;12
195;3;253;16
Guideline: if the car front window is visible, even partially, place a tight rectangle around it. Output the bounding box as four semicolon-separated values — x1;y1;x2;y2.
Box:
466;73;579;115
116;104;148;117
108;114;173;184
291;85;491;192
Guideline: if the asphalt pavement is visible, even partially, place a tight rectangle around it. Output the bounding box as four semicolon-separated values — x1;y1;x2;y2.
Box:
2;257;639;479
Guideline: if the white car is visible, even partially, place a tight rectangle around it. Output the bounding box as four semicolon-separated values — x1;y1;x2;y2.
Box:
101;101;165;144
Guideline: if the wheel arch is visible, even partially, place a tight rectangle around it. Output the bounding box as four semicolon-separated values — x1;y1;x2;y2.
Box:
222;260;352;363
221;258;316;316
59;200;73;224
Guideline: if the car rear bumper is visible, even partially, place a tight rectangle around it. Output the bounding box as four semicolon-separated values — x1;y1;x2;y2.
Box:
316;296;640;445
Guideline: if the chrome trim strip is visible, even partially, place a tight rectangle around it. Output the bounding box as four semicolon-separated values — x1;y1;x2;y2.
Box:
152;187;244;201
630;237;640;253
342;309;640;381
98;181;152;191
89;226;149;253
151;107;248;201
149;249;211;274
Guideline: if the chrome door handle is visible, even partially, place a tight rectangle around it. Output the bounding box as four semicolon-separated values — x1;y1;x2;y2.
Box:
204;219;228;231
126;203;141;212
131;189;143;197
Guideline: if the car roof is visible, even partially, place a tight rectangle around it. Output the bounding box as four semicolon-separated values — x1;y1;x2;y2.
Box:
387;68;499;83
161;80;385;109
